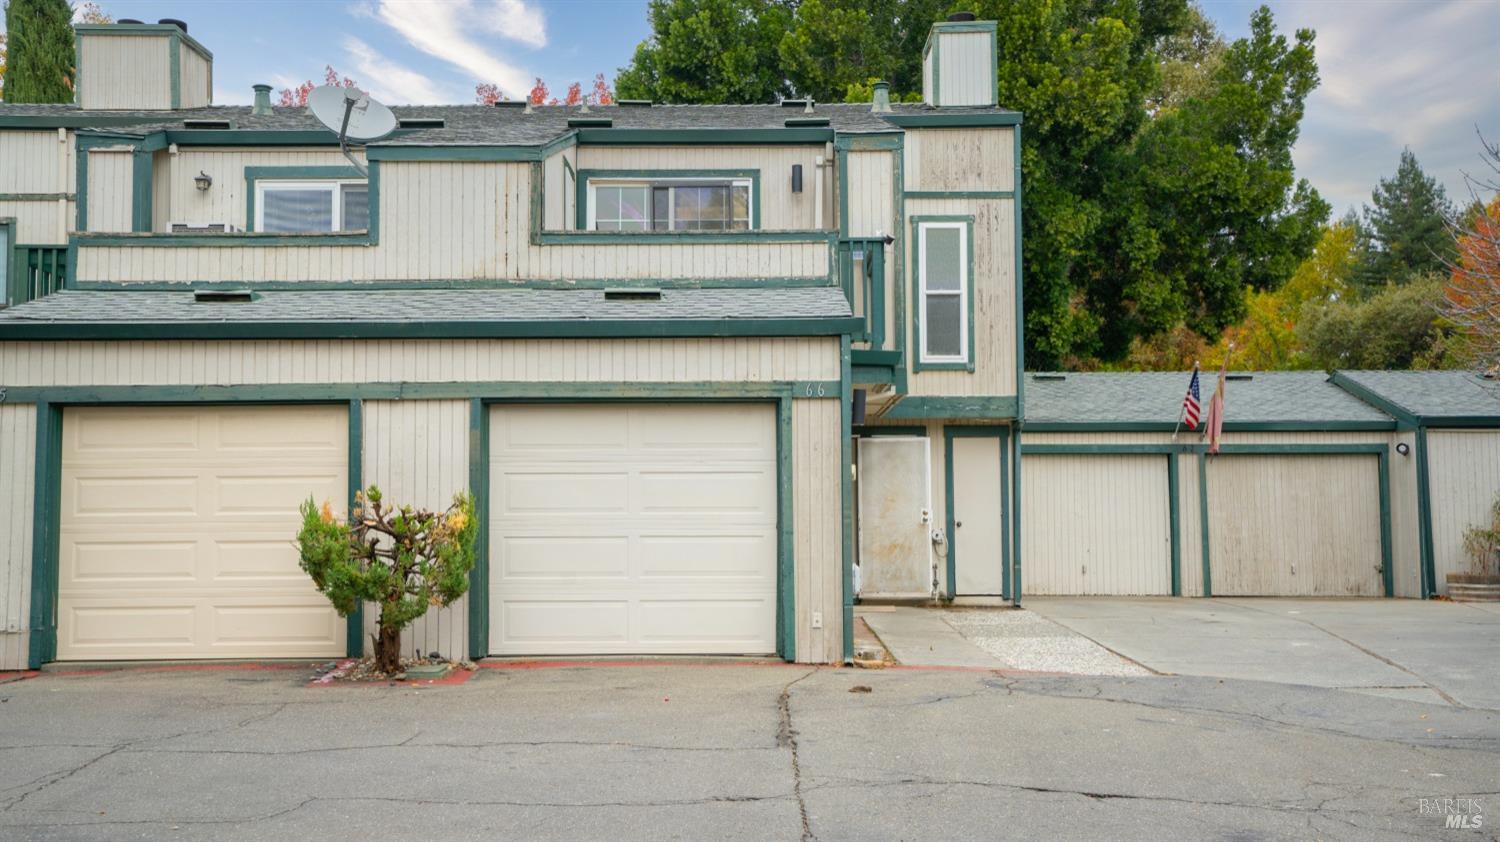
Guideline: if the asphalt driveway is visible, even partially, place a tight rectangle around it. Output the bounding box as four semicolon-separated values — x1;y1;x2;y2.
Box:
1;660;1496;840
1024;597;1500;710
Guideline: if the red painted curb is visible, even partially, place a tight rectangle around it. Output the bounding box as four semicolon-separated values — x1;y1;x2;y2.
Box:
478;658;800;670
48;662;316;678
0;670;41;683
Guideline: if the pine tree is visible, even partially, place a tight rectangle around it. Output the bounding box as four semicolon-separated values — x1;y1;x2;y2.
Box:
1355;148;1457;291
3;0;76;103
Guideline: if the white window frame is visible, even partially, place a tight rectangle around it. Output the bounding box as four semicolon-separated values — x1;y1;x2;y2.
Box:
917;220;970;366
253;179;368;233
585;178;755;231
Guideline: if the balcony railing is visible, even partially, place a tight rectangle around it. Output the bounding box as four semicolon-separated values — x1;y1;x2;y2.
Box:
837;238;887;350
7;245;68;307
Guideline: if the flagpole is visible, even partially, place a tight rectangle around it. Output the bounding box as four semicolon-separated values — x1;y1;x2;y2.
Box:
1172;360;1199;441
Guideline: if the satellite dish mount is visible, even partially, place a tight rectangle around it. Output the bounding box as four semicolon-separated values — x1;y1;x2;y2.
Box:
307;85;398;178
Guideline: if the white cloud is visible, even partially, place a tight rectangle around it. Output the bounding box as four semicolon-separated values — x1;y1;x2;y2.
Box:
342;36;452;104
366;0;545;97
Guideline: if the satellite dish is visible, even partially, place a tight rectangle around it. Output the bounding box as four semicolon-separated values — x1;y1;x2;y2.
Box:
307;85;396;176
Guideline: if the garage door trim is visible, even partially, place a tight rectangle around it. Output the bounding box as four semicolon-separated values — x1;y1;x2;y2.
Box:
1199;443;1393;598
27;399;365;668
466;395;797;662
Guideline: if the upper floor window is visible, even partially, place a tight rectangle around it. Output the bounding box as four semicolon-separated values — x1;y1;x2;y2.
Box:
587;179;752;231
256;180;369;233
915;219;972;369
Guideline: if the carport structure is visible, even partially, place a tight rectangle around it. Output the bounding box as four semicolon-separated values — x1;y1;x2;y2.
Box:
1020;371;1408;599
1331;371;1500;597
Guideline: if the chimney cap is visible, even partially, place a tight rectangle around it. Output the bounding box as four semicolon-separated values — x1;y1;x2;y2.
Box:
158;18;188;33
117;18;144;24
946;11;977;22
252;83;272;93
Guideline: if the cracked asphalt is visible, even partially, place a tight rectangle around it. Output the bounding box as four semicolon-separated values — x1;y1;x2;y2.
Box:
1;663;1497;841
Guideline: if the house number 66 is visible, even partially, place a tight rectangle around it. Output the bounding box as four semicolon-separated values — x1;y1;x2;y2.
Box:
803;383;827;398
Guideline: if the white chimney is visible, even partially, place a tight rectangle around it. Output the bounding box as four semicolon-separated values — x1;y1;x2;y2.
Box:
75;20;213;111
922;13;998;108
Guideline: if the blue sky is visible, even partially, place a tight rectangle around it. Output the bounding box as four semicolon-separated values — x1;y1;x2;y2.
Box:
34;1;1500;214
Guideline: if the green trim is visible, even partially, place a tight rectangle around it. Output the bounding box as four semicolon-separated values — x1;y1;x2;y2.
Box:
0;193;76;202
833;133;903;152
943;426;1011;599
534;230;832;246
0;317;857;341
1378;447;1395;598
574;128;833;146
840;336;854;662
1021;420;1397;433
929;20;999;34
73;232;376;247
904;191;1013;199
467;398;491;658
851;349;902;367
1327;372;1419;426
27;403;62;668
1415;428;1436;598
346;400;364;656
71;277;838;292
852;366;894;385
1009;426;1021;605
882;114;1022;128
169;33;182;110
882;395;1018;419
131;149;153;232
1214;443;1388;455
776;395;795;661
836;147;849;238
910;215;976;372
573;169;761;231
1198;451;1211;597
1;381;840;405
166;130;344;146
567;117;613;128
838;239;886;346
892;141;908;393
243;166;367;233
1168;454;1181;596
1;220;11;308
367;146;548;162
1013;124;1025;421
853;425;928;437
74;24;214;60
539;132;580;159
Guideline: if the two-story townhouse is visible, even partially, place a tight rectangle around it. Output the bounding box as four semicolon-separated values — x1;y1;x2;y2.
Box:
0;16;1024;670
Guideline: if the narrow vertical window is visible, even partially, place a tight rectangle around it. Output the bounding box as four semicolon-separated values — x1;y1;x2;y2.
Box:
918;221;969;365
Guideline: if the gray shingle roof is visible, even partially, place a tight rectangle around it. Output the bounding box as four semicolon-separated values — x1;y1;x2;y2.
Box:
2;102;1018;147
1336;370;1500;421
1024;370;1394;428
0;286;851;326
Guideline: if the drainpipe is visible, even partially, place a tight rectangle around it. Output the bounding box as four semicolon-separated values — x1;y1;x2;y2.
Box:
251;84;273;116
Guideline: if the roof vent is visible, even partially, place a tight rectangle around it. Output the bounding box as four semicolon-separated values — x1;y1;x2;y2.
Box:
182;119;233;130
603;288;662;301
618;99;652;107
493;100;527;109
158;18;188;33
193;289;254;303
568;117;613;128
398;117;445;129
251;84;273;116
1031;374;1066;382
781;99;810;109
785;117;829;127
947;11;977;22
1226;374;1254;381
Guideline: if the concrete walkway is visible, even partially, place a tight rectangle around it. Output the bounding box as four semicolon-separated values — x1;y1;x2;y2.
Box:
1025;597;1500;709
856;606;1147;675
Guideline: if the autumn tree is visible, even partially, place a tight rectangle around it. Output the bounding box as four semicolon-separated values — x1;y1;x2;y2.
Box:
3;0;74;103
474;82;504;105
589;73;614;105
527;77;550;105
1444;185;1500;372
278;65;357;107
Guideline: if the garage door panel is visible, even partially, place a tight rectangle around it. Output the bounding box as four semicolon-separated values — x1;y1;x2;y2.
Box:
490;403;777;655
58;405;347;661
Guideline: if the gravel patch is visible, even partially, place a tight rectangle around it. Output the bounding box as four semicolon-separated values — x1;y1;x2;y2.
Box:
941;609;1151;676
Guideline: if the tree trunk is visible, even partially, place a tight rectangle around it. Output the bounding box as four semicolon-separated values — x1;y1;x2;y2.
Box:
375;622;402;674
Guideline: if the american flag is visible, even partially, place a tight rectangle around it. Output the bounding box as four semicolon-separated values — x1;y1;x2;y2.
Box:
1181;366;1202;430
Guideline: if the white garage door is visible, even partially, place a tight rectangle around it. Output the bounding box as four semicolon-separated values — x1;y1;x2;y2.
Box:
488;403;777;655
57;405;347;660
1022;454;1173;595
1207;455;1384;596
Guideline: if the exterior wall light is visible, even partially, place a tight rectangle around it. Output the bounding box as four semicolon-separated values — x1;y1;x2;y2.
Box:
1395;442;1411;456
194;171;213;191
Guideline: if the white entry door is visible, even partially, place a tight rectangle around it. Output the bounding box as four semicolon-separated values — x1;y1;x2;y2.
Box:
856;437;934;598
488;403;778;655
952;435;1005;596
57;405;348;660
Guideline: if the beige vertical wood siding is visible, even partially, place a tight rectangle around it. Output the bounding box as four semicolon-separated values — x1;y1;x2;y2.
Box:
574;145;828;230
360;400;471;660
0;131;75;193
936;32;995;107
1426;429;1500;594
151;149;172;231
0;404;37;670
904;128;1013;192
542;143;577;231
792;397;843;663
1207;454;1385;596
0;201;74;244
86;148;135;233
0;337;840;386
845;150;897;349
78;35;172;110
905;197;1016;397
178;47;213;109
163;147;360;230
1022;454;1173;595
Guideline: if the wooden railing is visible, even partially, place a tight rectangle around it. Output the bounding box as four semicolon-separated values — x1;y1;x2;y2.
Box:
837;238;887;350
7;245;67;306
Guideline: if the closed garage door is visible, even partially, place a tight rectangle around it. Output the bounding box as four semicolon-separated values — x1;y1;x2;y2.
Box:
57;405;347;660
488;403;777;655
1022;454;1173;595
1207;455;1383;596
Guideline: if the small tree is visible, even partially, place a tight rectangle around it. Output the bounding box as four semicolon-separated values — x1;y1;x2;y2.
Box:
278;65;357;107
297;486;478;673
1462;492;1500;578
4;0;76;103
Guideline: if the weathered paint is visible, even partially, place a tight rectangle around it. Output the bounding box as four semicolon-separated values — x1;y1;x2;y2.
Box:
903;128;1014;193
85;148;135;233
1425;429;1500;594
77;33;173;110
0;404;37;670
177;46;213;109
793;397;844;664
930;27;997;107
0;131;77;194
360;399;471;661
164;147;358;231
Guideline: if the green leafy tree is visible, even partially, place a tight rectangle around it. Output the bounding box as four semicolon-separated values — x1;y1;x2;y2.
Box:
615;0;795;104
297;486;478;673
1298;274;1464;370
1148;2;1226;115
3;0;75;103
777;0;951;102
1354;148;1456;290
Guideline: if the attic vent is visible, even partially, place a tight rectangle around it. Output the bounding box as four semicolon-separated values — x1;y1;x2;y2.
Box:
781;99;810;109
398;117;445;129
568;117;613;128
603;288;662;301
1031;374;1066;382
493;100;527;109
182;119;233;130
193;289;254;303
1226;374;1254;381
617;99;652;107
785;117;829;127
